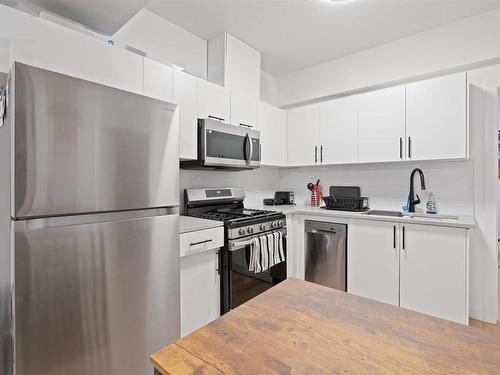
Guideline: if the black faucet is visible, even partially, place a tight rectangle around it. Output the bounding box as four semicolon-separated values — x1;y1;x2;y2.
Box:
409;168;426;213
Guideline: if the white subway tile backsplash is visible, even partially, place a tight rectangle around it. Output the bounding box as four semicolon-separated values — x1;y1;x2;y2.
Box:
180;160;474;215
180;166;281;212
279;160;474;215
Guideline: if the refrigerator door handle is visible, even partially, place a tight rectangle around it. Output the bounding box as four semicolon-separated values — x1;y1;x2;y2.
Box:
15;207;178;231
0;88;6;128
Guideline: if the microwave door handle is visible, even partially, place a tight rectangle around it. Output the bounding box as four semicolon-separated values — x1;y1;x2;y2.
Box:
245;133;252;164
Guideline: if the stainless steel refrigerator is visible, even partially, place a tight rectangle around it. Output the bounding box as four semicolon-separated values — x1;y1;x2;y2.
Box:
0;62;180;375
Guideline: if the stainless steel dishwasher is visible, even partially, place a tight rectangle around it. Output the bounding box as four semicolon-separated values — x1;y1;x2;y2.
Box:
305;220;347;291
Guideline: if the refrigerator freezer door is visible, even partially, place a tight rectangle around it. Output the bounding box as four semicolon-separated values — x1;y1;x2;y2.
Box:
12;63;179;219
13;212;180;375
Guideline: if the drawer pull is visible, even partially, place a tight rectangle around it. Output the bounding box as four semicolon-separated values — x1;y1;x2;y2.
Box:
189;239;213;247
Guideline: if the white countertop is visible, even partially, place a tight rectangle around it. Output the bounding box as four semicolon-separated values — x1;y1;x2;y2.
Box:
251;204;476;229
180;215;224;234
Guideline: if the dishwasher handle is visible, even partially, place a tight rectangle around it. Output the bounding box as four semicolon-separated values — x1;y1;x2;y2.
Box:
305;221;347;236
309;229;337;235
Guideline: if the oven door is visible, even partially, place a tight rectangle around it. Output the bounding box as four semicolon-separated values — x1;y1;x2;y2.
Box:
223;228;287;312
200;119;260;169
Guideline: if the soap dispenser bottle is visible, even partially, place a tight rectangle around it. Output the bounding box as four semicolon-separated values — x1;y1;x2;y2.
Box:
426;192;437;214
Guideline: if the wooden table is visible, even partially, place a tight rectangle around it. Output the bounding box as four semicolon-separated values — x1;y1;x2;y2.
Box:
151;278;500;374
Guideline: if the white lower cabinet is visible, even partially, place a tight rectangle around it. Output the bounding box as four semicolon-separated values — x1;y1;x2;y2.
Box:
180;249;220;337
348;220;400;306
347;220;468;324
400;224;467;324
180;227;223;337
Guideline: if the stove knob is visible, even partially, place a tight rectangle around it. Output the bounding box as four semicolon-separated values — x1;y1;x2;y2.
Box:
260;224;266;230
271;222;276;228
247;227;254;234
239;228;246;235
278;220;284;227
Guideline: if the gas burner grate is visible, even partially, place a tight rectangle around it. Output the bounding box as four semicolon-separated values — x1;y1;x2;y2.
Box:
191;209;283;224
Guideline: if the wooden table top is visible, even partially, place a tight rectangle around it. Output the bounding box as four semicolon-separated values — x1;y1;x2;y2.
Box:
151;278;500;374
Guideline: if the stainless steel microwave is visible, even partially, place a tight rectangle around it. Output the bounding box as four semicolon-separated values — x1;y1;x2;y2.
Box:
181;118;260;170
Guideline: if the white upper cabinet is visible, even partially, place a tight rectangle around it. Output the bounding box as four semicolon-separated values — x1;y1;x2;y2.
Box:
143;58;173;102
256;101;287;166
358;86;406;163
230;90;257;128
400;224;468;324
90;43;143;94
348;220;400;306
287;104;320;166
197;78;231;123
226;34;261;99
208;32;261;99
319;96;358;164
18;25;143;94
174;70;198;160
406;72;467;161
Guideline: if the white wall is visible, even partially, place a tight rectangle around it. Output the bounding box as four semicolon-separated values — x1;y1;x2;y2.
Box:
113;9;207;79
277;7;500;107
260;70;278;106
467;65;499;323
497;102;500;253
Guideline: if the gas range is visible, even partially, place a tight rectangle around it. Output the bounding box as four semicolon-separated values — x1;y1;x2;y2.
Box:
184;187;287;314
184;188;286;240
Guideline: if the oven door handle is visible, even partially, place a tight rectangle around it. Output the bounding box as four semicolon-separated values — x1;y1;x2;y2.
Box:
231;239;254;249
229;228;287;251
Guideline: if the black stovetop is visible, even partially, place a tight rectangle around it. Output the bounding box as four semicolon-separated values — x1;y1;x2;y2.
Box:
191;207;283;225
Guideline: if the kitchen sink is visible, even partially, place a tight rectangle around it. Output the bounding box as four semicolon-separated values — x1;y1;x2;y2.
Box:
366;210;403;217
405;213;459;220
365;210;460;220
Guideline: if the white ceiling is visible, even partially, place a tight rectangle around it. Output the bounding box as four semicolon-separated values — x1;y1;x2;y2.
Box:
11;0;500;77
24;0;149;34
146;0;500;77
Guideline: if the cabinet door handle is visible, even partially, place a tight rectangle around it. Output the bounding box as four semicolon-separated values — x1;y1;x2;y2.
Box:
408;137;412;159
208;115;224;122
393;225;396;249
320;145;323;163
189;239;213;247
314;146;318;164
399;138;403;159
402;226;406;250
239;123;253;128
